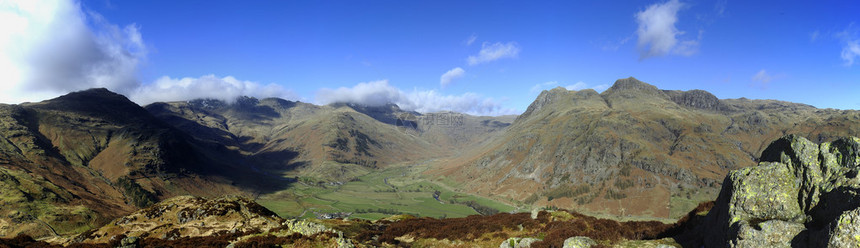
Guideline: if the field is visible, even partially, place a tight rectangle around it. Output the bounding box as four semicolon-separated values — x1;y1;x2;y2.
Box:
256;161;517;220
255;159;713;222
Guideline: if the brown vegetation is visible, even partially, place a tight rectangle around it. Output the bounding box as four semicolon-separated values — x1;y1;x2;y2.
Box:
0;200;716;247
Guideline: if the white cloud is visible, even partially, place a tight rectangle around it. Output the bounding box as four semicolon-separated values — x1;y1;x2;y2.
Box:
439;67;465;87
837;25;860;66
467;41;520;65
0;0;145;103
465;34;477;46
129;75;298;105
635;0;700;59
0;0;301;106
316;80;517;116
530;81;609;93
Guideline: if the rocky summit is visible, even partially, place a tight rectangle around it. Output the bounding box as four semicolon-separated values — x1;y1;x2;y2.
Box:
686;135;860;247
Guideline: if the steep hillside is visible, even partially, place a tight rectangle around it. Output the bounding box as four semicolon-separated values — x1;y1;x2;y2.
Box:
146;99;512;182
0;89;247;239
431;77;860;219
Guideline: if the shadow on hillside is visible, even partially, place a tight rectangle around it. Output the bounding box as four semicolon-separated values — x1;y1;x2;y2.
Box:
231;104;281;122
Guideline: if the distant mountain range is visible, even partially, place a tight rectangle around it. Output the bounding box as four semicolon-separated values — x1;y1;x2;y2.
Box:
1;77;859;239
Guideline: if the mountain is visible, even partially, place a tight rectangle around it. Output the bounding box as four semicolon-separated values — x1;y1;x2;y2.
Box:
430;77;860;219
8;135;860;247
0;88;515;239
0;89;248;238
4;78;860;243
145;98;512;182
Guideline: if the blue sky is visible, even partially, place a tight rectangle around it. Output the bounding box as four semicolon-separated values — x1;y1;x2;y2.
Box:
1;0;858;115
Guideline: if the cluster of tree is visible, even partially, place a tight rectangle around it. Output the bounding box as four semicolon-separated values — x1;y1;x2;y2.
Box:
354;208;402;215
116;176;156;208
614;179;635;190
449;200;499;216
604;188;627;200
545;185;590;201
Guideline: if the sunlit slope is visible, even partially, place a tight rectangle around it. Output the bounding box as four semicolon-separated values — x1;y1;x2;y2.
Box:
146;99;512;182
0;89;246;239
431;77;860;218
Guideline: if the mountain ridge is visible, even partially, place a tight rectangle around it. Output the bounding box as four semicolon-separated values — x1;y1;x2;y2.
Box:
2;78;859;240
431;77;860;219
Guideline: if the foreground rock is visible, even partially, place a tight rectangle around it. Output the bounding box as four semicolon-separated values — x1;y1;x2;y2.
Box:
72;195;283;244
699;135;860;247
563;236;596;248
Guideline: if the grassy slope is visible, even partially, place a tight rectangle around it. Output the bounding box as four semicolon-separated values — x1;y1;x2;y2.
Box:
256;160;516;220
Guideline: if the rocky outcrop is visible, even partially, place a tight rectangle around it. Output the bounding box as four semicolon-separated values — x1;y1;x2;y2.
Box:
71;195;283;244
664;89;724;111
701;135;860;247
500;237;541;248
563;236;596;248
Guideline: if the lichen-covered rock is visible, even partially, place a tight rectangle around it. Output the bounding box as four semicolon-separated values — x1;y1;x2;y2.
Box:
731;220;805;247
500;237;540;248
726;162;804;224
119;236;139;248
826;208;860;247
562;236;596;248
283;219;330;236
700;135;860;248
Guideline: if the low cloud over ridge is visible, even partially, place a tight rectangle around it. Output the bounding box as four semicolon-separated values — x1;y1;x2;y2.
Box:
0;0;515;116
317;80;516;116
129;75;298;105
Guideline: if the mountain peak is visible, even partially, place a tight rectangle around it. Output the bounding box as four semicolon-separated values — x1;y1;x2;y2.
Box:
517;87;571;122
31;88;153;124
606;77;659;92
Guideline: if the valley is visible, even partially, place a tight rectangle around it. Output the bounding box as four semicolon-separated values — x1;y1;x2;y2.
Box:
2;78;860;247
255;159;517;220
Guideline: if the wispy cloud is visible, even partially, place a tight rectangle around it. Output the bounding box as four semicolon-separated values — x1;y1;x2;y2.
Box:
602;36;633;51
129;75;298;105
751;70;772;84
750;69;781;89
530;81;609;93
529;81;559;93
464;34;478;46
634;0;700;59
467;42;521;65
317;80;517;116
714;0;727;16
0;0;145;103
440;67;465;88
810;30;820;42
837;24;860;66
